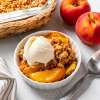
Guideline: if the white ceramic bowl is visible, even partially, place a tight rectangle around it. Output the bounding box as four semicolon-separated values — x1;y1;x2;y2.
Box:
14;30;81;90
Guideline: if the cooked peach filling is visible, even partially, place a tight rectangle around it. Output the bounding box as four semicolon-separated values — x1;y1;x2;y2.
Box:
0;0;47;13
17;32;77;83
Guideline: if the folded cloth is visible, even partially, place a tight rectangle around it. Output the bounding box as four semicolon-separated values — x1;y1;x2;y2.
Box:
0;58;16;100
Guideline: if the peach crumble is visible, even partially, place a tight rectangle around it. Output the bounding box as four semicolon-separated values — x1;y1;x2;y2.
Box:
17;32;77;83
0;0;47;13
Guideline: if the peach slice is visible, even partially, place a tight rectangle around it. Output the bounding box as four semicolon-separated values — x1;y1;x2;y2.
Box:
66;61;77;76
29;67;65;83
19;60;28;71
23;66;40;76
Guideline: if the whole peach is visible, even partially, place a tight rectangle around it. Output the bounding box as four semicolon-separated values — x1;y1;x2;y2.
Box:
76;12;100;45
60;0;91;25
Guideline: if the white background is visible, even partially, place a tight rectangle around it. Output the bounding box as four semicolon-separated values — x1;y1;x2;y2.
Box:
0;0;100;100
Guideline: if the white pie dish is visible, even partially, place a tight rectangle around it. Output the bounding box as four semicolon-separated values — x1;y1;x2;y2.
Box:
0;0;56;38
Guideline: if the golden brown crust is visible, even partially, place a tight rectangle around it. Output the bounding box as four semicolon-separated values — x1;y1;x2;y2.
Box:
0;0;47;13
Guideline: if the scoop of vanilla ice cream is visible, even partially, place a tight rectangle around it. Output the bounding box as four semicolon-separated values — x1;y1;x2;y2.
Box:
23;36;54;66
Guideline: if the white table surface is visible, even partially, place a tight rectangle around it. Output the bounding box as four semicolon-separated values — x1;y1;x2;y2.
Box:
0;0;100;100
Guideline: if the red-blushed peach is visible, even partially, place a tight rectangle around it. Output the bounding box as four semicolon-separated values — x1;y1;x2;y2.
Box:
75;12;100;45
60;0;91;25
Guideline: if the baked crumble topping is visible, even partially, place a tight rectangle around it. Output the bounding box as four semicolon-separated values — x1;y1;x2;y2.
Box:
17;32;77;82
0;0;47;13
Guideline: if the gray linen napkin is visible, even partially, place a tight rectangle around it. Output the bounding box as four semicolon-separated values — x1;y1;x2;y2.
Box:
0;58;16;100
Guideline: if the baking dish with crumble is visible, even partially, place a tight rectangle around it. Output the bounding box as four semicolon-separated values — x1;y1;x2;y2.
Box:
0;0;56;38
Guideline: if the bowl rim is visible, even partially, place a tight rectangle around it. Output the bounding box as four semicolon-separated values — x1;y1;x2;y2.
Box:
14;30;81;88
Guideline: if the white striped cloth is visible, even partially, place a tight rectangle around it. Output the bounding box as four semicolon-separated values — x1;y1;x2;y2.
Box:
0;58;16;100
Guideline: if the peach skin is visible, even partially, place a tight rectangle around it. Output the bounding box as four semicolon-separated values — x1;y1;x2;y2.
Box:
60;0;91;25
76;12;100;45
